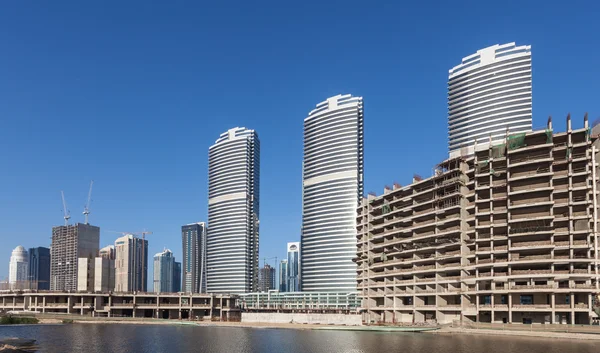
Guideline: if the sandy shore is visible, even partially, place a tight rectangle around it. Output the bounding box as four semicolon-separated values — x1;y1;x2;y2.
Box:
37;318;341;330
434;326;600;341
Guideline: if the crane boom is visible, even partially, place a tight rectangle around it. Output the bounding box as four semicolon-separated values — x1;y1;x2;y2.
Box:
83;180;94;224
61;191;71;226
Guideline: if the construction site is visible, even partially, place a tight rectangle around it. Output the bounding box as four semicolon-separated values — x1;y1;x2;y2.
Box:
357;114;600;325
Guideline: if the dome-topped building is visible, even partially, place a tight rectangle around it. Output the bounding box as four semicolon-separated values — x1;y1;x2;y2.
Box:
9;245;29;285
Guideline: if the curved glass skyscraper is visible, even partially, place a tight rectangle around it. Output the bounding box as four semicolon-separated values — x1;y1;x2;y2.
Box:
301;94;363;292
448;42;532;157
207;127;260;294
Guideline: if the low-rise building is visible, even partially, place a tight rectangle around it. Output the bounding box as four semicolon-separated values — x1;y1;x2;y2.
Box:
0;291;239;321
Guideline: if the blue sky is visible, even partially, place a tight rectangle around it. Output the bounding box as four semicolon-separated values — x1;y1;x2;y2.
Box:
1;0;599;283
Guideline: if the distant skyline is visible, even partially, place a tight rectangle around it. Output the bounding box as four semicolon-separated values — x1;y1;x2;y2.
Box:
1;1;599;282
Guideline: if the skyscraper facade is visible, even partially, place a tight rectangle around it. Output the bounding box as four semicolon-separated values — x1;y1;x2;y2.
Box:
9;246;28;288
279;260;288;292
207;127;260;294
50;223;100;291
301;94;363;292
114;234;148;292
173;261;181;293
448;42;532;157
286;242;300;292
153;249;175;293
181;222;207;293
258;264;276;292
28;247;50;290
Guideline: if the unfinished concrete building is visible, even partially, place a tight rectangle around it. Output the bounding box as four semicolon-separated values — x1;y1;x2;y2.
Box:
357;114;600;325
50;223;100;291
0;291;239;321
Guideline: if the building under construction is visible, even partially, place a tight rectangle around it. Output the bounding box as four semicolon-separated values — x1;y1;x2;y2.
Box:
50;223;100;291
357;114;600;325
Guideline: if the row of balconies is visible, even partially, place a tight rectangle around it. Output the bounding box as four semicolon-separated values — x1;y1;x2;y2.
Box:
365;299;592;311
367;247;593;267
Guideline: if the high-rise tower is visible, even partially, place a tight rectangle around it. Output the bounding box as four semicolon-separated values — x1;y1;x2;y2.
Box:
286;242;300;292
301;94;363;292
207;127;260;294
28;247;50;290
50;223;100;291
153;249;175;293
114;234;148;292
448;42;532;157
9;246;28;289
181;222;207;293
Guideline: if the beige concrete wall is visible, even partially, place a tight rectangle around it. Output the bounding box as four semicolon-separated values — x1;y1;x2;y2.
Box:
241;312;362;326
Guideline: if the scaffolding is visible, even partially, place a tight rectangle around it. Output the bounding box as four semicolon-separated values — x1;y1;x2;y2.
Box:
507;132;527;151
545;129;553;144
382;200;391;214
491;143;506;158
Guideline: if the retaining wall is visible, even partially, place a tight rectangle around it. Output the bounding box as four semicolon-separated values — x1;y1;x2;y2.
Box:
241;312;362;326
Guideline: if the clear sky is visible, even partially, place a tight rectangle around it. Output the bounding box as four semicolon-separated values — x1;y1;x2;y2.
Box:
1;0;599;284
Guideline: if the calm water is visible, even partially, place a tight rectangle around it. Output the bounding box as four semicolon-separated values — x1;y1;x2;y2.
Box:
0;324;598;353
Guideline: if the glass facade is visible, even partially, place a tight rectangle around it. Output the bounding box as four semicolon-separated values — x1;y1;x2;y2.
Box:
181;222;206;293
28;247;50;290
153;249;174;293
286;242;300;292
279;260;288;292
173;261;181;292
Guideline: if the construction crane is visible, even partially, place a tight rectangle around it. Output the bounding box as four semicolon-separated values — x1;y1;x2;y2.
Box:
83;180;94;225
108;230;153;239
61;191;71;226
263;256;278;268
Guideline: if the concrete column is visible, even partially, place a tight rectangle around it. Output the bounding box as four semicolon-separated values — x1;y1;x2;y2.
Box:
588;294;593;324
81;297;84;315
42;296;46;313
551;293;556;324
220;298;224;321
570;293;574;309
67;296;71;314
490;295;495;323
508;295;512;323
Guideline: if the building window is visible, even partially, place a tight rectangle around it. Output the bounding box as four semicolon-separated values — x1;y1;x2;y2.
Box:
520;295;533;305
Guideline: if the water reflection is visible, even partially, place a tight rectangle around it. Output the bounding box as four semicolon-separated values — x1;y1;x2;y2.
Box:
0;324;598;353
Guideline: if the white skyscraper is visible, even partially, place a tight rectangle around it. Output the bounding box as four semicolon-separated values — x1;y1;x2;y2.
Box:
301;94;363;292
207;127;260;294
9;246;28;287
448;42;532;157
